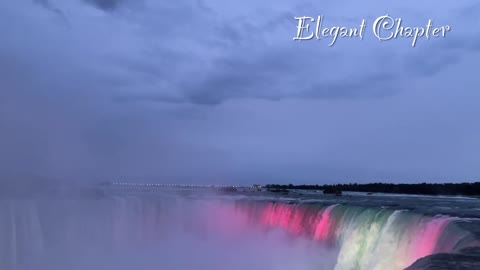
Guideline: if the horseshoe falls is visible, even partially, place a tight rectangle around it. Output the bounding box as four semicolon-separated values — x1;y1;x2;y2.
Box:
232;201;478;270
0;189;479;270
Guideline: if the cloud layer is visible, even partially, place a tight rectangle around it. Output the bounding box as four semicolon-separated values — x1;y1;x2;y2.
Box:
0;0;479;184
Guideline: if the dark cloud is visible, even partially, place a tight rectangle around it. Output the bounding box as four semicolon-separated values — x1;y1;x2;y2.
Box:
33;0;66;18
1;0;479;184
405;48;460;77
304;72;399;99
441;34;480;52
83;0;125;11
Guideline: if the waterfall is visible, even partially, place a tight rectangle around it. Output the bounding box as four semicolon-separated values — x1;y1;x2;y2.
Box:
229;200;478;269
0;195;477;270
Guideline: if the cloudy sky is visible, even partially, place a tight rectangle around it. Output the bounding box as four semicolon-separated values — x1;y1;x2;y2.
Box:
1;0;479;185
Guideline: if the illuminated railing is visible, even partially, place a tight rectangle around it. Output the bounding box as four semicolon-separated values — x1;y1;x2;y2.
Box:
109;182;251;189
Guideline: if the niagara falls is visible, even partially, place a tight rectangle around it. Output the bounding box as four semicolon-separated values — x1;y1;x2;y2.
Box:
1;184;479;270
1;0;480;269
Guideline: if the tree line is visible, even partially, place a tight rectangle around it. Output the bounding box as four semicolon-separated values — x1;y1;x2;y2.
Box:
264;182;480;196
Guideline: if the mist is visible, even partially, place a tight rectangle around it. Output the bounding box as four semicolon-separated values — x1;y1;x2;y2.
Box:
0;195;338;270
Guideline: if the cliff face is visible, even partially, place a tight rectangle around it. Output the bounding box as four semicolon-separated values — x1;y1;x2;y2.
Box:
404;247;480;270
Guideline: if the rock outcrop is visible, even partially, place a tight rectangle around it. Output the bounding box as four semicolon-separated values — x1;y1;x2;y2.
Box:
404;247;480;270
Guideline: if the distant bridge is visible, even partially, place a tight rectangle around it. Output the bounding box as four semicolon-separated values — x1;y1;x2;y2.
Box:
107;182;257;190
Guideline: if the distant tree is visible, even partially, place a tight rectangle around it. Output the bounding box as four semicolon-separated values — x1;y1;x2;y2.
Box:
264;182;480;196
323;186;342;196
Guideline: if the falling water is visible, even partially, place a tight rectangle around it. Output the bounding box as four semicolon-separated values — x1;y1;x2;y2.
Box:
0;195;477;270
228;200;478;269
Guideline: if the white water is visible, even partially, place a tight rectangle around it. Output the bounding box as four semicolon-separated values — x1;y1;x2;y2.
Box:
0;197;338;270
0;195;476;270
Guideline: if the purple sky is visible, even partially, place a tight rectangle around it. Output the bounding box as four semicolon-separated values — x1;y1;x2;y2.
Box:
1;0;479;185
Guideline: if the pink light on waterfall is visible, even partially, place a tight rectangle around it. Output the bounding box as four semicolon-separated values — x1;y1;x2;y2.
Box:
250;203;340;243
261;203;277;227
279;205;294;230
287;206;309;235
413;216;453;261
314;205;337;242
